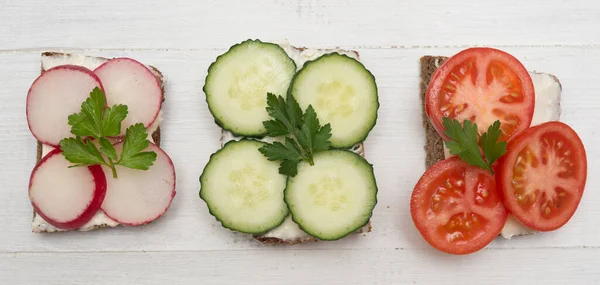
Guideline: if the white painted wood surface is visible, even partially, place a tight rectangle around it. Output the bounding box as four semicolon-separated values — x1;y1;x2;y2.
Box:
1;1;599;284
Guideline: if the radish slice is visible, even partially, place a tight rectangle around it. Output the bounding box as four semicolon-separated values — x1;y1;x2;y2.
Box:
94;58;162;135
101;143;176;226
26;65;104;147
29;148;107;230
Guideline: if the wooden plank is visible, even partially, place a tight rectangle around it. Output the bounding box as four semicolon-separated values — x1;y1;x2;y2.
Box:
2;46;600;254
1;0;600;50
2;248;600;284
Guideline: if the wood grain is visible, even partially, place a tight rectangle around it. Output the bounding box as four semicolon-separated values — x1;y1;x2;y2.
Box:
1;0;599;50
2;248;600;284
2;1;600;283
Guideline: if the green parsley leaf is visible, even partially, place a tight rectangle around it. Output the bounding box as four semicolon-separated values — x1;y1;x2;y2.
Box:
299;105;332;153
60;88;156;178
265;93;292;129
99;137;118;161
263;120;289;137
101;104;128;137
118;151;157;170
116;123;157;170
297;105;317;151
67;113;94;137
279;159;300;177
59;137;106;166
259;93;332;177
68;87;105;138
285;93;303;129
480;120;508;167
259;141;297;161
259;139;303;162
442;117;507;174
313;123;332;153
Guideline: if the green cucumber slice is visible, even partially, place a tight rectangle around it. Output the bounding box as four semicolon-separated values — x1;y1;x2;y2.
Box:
289;53;379;148
204;39;297;137
285;150;378;240
200;140;288;234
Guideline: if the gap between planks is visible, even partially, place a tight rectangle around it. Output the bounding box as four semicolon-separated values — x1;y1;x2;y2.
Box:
3;245;600;255
1;44;600;53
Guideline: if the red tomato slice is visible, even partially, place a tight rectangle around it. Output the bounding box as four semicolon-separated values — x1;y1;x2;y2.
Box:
496;122;587;231
410;157;507;255
426;47;535;142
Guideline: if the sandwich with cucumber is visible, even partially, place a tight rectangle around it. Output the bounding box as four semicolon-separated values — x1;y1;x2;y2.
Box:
199;39;379;244
26;53;176;233
412;48;587;254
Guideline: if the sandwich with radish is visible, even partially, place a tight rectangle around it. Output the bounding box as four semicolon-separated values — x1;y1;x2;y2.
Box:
412;48;587;254
26;53;176;232
199;39;379;244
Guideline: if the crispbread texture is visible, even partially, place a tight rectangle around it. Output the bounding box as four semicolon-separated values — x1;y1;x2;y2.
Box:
32;52;164;233
420;56;448;168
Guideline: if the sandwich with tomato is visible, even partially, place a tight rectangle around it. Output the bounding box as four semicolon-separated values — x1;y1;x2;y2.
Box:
412;48;587;255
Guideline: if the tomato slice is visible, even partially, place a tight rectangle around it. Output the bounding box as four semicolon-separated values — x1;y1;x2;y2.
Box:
496;122;587;231
410;157;507;255
426;47;535;142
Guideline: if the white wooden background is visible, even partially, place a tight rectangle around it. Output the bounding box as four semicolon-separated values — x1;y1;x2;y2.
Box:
1;0;600;284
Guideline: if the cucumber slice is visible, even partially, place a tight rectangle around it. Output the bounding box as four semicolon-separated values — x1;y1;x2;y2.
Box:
285;150;378;240
200;140;288;234
289;53;378;148
204;39;297;137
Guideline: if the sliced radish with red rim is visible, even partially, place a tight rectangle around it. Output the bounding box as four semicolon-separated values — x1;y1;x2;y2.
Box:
29;148;107;230
101;142;176;226
94;58;163;136
26;65;104;147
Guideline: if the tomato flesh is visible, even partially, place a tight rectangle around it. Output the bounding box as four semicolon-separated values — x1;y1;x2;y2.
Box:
411;157;507;255
497;122;587;231
426;47;535;142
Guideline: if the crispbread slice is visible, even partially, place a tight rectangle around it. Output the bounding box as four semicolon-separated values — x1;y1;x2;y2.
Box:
419;55;562;239
32;52;165;233
215;45;373;245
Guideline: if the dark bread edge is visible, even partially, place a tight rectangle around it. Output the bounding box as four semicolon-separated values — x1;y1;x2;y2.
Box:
33;52;164;232
254;215;373;245
420;56;448;168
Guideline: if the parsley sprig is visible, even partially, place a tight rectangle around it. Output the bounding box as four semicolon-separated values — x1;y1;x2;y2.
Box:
443;117;507;174
258;93;332;177
59;87;157;178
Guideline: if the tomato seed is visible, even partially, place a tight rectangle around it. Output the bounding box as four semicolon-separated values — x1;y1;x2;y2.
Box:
529;194;536;202
445;180;453;188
